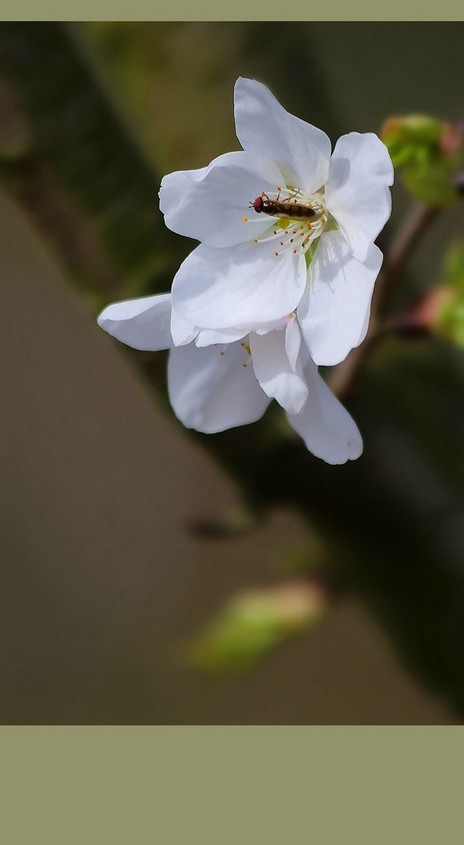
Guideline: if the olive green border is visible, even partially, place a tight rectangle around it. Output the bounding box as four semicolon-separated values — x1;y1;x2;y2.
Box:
2;2;464;19
0;727;462;842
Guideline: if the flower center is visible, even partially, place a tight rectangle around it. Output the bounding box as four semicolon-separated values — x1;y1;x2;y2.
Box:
245;186;328;260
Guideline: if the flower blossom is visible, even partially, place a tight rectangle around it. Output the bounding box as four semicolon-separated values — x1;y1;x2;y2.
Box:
97;77;394;463
97;293;362;465
161;77;394;366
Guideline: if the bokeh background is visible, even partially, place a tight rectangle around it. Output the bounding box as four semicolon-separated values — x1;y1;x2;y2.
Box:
1;22;464;723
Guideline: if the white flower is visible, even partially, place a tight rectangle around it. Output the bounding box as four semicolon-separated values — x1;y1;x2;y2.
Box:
160;77;393;366
97;293;363;465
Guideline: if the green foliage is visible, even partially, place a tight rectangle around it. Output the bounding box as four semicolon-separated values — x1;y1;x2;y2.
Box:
186;582;328;674
442;239;464;294
382;114;463;206
405;239;464;349
430;240;464;347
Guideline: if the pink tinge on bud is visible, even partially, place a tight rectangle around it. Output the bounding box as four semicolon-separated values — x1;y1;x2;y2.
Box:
403;287;454;332
440;121;464;157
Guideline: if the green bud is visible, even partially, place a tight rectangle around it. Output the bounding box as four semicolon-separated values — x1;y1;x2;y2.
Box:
381;115;464;207
185;581;329;674
418;239;464;347
442;239;464;296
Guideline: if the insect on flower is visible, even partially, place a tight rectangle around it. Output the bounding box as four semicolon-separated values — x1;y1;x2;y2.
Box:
250;188;320;220
157;77;394;367
97;77;394;463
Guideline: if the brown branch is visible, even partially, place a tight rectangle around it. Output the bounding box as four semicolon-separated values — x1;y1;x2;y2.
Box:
328;202;441;397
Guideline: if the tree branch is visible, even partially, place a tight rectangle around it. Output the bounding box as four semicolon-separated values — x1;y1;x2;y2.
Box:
328;202;441;397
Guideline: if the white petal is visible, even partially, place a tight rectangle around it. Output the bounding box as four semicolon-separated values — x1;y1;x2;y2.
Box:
234;77;332;195
170;305;198;347
254;317;290;334
195;316;290;347
298;231;383;366
195;327;249;346
287;358;363;464
171;242;306;330
250;328;308;414
326;132;394;263
97;293;173;351
159;151;285;247
168;341;270;433
285;315;303;372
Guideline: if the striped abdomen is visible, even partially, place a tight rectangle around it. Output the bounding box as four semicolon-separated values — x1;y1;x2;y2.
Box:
251;196;318;219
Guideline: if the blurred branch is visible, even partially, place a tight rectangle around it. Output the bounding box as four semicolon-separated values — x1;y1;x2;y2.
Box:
0;22;181;306
328;202;441;397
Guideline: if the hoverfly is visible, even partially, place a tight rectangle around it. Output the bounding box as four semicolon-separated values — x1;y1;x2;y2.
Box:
250;189;319;220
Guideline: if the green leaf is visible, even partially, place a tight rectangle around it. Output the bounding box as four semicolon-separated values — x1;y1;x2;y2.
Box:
185;581;329;675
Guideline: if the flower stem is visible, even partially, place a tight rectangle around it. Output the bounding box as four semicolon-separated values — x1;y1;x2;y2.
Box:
328;202;441;397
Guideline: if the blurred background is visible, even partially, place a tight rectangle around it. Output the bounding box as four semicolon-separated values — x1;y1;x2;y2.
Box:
1;22;464;723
